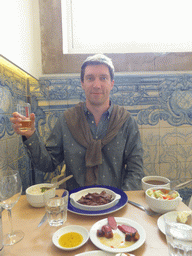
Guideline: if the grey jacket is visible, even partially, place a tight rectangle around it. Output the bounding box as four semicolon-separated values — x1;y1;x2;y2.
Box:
24;109;144;191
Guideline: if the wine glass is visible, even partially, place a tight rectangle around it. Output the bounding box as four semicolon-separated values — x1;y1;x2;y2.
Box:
0;169;24;245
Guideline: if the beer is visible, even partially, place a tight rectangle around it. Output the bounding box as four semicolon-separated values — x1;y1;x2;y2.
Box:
17;103;31;131
19;119;32;131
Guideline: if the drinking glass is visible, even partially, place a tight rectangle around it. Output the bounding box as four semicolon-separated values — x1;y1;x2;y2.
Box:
17;103;32;131
0;207;3;253
45;190;68;227
0;169;24;245
164;211;192;255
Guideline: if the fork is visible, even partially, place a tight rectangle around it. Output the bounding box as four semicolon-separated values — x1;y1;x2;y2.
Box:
128;200;160;216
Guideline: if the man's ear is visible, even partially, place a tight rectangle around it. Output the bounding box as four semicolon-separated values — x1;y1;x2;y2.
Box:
81;81;85;90
111;80;114;90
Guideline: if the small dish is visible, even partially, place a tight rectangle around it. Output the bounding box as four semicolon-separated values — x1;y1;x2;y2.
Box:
157;210;192;235
52;225;89;251
70;187;121;211
157;211;178;235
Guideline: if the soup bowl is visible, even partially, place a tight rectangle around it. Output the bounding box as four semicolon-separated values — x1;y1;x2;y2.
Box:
145;187;182;214
142;176;170;192
26;183;56;207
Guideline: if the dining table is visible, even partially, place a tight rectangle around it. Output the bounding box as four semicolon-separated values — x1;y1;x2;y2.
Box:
1;189;190;256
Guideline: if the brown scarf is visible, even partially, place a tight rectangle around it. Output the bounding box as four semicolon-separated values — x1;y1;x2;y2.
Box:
64;102;130;185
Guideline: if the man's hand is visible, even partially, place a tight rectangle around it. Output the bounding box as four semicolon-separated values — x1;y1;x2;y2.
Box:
10;112;36;139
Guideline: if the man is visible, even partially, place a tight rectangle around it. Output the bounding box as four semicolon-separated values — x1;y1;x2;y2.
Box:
11;54;144;191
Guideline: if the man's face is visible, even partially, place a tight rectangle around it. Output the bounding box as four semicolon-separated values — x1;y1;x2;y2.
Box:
81;64;114;107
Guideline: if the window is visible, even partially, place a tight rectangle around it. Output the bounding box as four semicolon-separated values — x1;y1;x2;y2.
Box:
62;0;192;54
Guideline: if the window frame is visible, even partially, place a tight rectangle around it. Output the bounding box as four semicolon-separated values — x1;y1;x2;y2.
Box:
39;0;192;74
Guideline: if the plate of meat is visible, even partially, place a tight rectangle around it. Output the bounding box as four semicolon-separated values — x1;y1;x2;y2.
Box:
75;250;114;256
75;250;134;256
70;187;121;211
89;216;146;253
67;185;128;216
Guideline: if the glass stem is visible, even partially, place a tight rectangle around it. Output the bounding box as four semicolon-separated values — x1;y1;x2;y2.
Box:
7;209;14;237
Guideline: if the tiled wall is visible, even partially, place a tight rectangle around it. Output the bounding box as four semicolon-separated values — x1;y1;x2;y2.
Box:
38;73;192;182
1;63;192;202
0;59;40;192
38;72;192;202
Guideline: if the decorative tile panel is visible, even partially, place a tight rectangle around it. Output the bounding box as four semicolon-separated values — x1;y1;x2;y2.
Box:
37;72;192;203
0;56;43;192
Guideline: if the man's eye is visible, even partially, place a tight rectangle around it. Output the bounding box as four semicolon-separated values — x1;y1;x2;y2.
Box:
87;77;94;81
100;77;107;81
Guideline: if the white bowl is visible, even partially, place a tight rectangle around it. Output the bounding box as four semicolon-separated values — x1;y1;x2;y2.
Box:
145;187;182;214
26;183;56;207
70;187;121;211
142;176;170;191
52;225;89;251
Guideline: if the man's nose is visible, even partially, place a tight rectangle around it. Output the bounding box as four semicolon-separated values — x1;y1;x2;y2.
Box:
93;78;101;88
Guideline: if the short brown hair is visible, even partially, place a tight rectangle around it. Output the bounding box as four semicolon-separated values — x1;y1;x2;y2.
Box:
81;54;115;82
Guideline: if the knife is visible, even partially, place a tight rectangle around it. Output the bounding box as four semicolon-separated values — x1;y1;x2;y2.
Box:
38;213;47;227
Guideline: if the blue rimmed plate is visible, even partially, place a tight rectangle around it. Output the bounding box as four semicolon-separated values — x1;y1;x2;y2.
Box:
67;185;128;216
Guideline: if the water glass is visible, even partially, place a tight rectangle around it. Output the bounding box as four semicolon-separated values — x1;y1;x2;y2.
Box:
0;207;3;255
0;169;24;246
45;190;68;227
164;211;192;255
17;103;31;131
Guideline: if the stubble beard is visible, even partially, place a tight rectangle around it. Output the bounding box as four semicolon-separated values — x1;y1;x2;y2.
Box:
88;93;106;106
87;94;111;109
